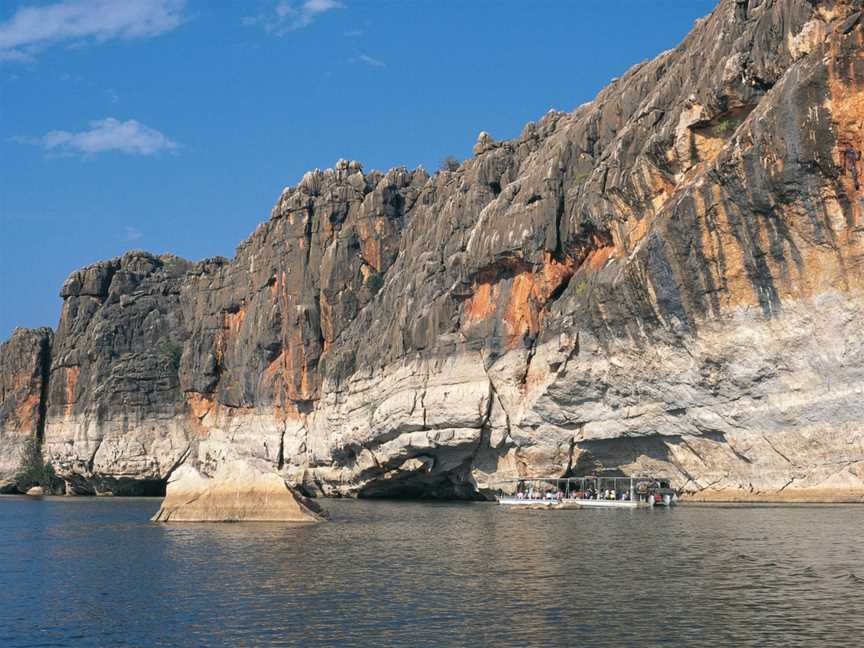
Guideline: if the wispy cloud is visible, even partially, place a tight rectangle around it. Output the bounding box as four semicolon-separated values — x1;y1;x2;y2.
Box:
0;0;187;61
124;226;144;241
349;53;384;68
15;118;178;157
243;0;344;35
344;28;363;37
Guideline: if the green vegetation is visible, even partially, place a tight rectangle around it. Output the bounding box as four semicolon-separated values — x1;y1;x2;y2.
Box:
574;280;589;297
714;117;740;137
161;255;184;275
366;272;384;294
439;155;460;172
15;436;56;490
159;340;183;372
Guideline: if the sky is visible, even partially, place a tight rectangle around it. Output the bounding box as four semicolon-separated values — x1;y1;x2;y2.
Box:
0;0;718;340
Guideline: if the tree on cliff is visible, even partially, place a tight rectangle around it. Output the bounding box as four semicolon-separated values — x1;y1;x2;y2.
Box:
15;436;56;492
439;155;460;172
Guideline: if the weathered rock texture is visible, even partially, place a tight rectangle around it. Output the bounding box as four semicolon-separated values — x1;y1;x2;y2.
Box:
152;459;326;522
0;328;51;492
2;0;864;502
42;252;193;495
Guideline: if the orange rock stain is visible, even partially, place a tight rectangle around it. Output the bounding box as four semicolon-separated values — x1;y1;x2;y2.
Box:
63;366;80;416
15;393;40;432
827;24;864;229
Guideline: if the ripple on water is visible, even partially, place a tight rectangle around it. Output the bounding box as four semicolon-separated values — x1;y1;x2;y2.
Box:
1;497;863;646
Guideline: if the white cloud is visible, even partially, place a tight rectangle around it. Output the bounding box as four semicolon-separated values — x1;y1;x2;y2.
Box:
350;53;384;68
124;226;143;241
244;0;344;35
16;118;178;157
0;0;187;61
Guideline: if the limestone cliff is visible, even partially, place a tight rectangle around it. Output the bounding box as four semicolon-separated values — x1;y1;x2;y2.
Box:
0;328;52;492
2;0;863;502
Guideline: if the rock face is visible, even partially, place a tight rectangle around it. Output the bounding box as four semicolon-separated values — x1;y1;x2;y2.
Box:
2;0;864;502
0;328;52;492
152;459;327;522
42;252;194;495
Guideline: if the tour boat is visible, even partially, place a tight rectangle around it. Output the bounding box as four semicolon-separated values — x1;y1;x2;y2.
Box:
494;476;678;509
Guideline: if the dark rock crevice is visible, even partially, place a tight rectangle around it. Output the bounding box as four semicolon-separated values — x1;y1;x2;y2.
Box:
35;333;52;446
4;0;864;501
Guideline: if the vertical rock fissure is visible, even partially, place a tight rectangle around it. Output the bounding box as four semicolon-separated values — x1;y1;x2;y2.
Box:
35;335;51;447
553;183;566;261
276;423;286;470
7;1;864;503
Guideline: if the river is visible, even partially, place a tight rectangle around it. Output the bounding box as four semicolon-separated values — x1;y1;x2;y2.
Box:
1;496;862;646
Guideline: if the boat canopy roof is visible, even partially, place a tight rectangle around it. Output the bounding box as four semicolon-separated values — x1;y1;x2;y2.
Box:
491;476;664;483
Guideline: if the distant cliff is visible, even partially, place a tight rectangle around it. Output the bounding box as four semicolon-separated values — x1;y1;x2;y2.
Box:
2;0;863;501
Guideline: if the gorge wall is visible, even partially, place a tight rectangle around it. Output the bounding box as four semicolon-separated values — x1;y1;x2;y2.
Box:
2;0;864;501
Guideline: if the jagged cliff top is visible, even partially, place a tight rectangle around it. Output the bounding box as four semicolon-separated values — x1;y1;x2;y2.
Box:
58;0;836;288
3;0;864;504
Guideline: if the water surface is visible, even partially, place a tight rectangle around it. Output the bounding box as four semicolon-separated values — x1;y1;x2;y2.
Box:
1;496;862;646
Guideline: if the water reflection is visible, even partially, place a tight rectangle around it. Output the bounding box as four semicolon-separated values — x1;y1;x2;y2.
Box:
1;497;863;646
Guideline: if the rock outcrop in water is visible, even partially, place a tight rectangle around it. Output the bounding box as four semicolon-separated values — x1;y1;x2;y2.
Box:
2;0;864;504
152;459;327;522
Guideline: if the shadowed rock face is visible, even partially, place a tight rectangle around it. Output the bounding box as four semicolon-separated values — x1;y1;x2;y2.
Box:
0;328;52;491
42;252;193;495
2;0;864;502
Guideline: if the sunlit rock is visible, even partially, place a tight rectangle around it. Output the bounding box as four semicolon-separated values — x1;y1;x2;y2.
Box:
152;460;327;523
3;0;864;503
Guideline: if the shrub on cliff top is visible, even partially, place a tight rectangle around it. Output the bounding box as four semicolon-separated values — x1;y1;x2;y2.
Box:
439;155;460;172
15;436;56;491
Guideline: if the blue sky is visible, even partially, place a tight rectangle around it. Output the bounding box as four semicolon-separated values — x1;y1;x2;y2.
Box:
0;0;717;339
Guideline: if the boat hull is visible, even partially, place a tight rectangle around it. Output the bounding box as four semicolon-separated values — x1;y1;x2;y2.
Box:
561;498;642;509
497;497;562;508
497;497;653;509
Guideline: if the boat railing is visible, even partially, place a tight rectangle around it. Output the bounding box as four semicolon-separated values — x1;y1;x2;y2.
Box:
492;475;675;504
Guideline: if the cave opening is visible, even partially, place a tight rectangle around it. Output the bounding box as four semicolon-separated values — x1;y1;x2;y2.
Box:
111;479;167;497
65;478;168;497
357;474;484;501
